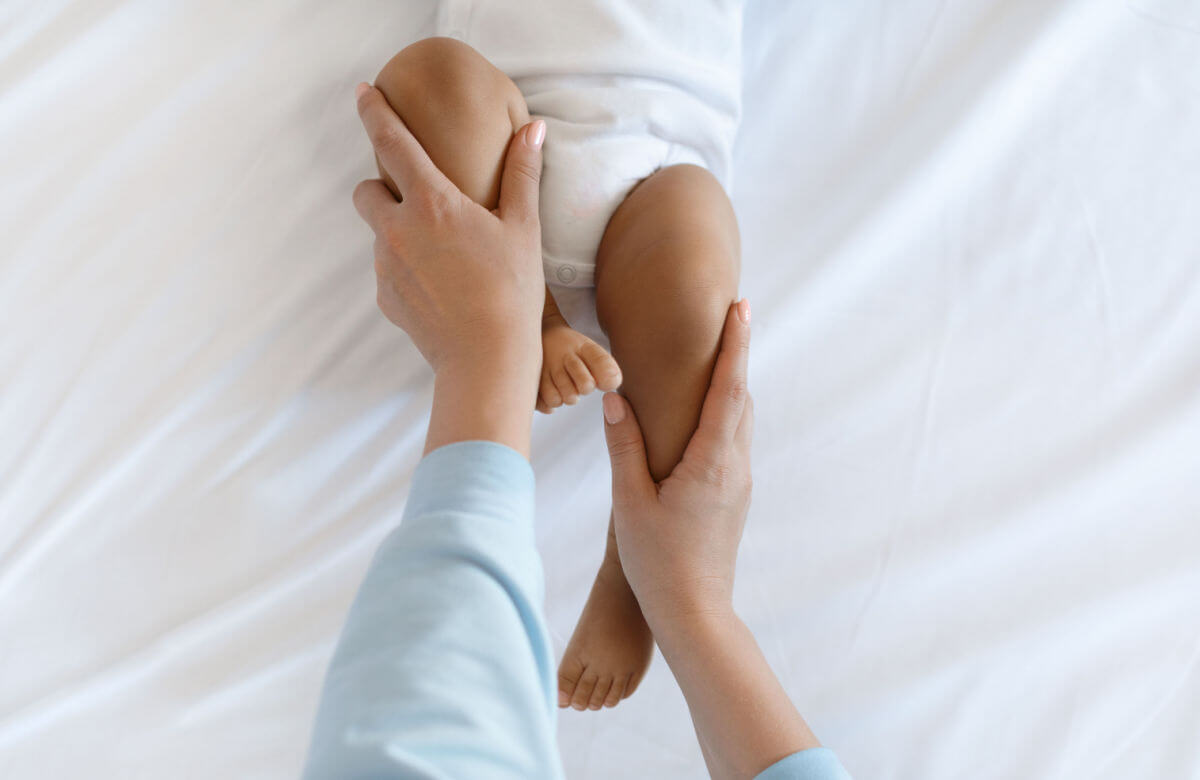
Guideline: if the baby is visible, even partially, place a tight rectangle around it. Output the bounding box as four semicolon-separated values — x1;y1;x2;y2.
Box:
371;0;743;711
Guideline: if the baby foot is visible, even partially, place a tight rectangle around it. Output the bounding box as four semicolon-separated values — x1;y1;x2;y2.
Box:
538;315;622;413
558;528;654;710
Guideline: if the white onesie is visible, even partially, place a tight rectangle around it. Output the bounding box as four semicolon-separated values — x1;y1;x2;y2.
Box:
434;0;743;292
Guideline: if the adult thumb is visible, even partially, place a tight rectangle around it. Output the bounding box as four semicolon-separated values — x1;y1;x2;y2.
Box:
498;119;545;224
602;393;654;506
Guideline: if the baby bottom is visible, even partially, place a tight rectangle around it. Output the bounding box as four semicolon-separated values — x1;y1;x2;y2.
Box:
373;37;740;710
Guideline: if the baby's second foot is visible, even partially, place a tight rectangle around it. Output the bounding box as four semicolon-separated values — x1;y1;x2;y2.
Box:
558;532;654;710
538;315;622;413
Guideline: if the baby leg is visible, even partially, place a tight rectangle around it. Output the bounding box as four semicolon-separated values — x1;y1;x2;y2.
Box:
558;164;740;709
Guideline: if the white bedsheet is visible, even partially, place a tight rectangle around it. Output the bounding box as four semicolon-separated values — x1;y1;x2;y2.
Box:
3;1;1199;778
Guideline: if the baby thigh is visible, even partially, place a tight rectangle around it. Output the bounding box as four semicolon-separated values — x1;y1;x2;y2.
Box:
595;164;741;481
372;37;529;207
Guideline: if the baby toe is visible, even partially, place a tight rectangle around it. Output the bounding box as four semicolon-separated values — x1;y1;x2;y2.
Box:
565;354;596;395
581;342;622;391
558;659;584;708
622;671;645;699
540;374;562;409
552;368;579;405
587;676;613;710
603;676;628;708
570;670;599;711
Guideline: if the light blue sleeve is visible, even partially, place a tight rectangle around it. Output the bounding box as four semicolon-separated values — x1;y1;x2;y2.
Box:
302;441;563;780
754;747;853;780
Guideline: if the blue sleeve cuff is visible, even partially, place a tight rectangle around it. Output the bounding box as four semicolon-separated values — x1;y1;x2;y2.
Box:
404;440;535;529
755;747;852;780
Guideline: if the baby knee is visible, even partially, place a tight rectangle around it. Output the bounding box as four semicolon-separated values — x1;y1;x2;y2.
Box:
663;277;737;356
377;37;524;118
373;37;529;205
595;164;739;348
597;258;734;362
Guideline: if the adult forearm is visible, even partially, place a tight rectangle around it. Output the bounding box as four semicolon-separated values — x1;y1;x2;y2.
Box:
654;608;820;780
425;346;540;457
303;442;563;779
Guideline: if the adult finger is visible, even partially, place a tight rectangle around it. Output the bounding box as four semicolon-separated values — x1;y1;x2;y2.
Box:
601;393;655;505
497;120;545;225
690;299;751;454
355;83;447;198
352;179;397;232
735;394;754;454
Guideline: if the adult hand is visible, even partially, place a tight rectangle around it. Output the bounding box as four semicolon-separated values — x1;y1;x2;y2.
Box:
601;299;753;629
351;82;546;378
351;82;548;456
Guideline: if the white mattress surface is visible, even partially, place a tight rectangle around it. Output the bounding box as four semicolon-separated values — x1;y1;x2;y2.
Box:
2;1;1199;778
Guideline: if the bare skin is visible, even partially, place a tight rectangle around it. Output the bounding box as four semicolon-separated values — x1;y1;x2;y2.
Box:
373;38;738;711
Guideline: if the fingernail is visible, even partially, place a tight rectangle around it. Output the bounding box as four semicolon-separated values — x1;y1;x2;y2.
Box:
558;691;569;707
355;82;370;99
602;393;626;424
527;119;546;150
737;298;751;324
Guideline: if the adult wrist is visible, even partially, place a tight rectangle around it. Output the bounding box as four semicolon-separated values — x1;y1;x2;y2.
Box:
434;327;540;383
425;336;541;457
435;349;538;387
651;601;741;664
641;586;737;642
